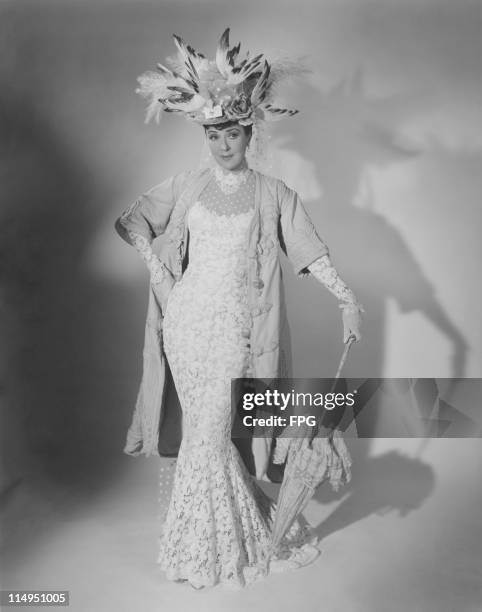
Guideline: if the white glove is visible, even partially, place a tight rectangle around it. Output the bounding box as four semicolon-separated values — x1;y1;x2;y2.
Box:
308;255;364;343
127;231;174;313
340;303;363;343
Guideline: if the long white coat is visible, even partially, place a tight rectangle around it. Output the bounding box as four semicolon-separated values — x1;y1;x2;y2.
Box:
115;168;329;478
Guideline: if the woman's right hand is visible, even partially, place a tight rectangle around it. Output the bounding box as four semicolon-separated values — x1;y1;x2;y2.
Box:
151;271;175;315
151;282;167;314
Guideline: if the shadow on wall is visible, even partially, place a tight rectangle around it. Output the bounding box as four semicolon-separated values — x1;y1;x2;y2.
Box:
274;68;468;381
0;88;143;566
267;69;469;519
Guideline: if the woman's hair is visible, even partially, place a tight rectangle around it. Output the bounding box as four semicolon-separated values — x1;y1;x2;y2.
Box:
203;120;252;139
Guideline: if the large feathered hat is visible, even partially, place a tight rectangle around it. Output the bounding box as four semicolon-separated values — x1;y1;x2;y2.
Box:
136;28;303;126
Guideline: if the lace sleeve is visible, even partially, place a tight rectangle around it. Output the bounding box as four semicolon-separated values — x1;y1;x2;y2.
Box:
308;254;364;314
127;230;169;284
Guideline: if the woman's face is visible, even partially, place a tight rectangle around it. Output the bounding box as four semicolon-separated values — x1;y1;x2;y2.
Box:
205;124;250;171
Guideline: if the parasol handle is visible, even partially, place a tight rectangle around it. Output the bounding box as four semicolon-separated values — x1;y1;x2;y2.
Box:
308;334;356;448
331;334;356;388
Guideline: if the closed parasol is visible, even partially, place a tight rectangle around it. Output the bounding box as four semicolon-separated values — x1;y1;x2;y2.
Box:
268;335;356;566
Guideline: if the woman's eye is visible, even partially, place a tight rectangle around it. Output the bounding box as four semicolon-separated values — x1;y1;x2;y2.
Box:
208;135;218;141
229;132;240;139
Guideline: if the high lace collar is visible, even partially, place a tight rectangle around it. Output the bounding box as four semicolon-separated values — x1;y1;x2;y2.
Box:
212;164;250;195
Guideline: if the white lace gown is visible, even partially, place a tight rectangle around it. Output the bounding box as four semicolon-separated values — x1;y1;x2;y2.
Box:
158;169;317;588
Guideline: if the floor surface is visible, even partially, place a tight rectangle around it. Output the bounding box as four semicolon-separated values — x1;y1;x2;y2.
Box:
2;439;482;612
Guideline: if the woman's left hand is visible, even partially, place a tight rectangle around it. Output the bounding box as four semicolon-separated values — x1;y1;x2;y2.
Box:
342;306;363;343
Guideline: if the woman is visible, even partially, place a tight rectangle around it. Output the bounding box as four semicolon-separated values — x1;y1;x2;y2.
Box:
116;29;363;589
